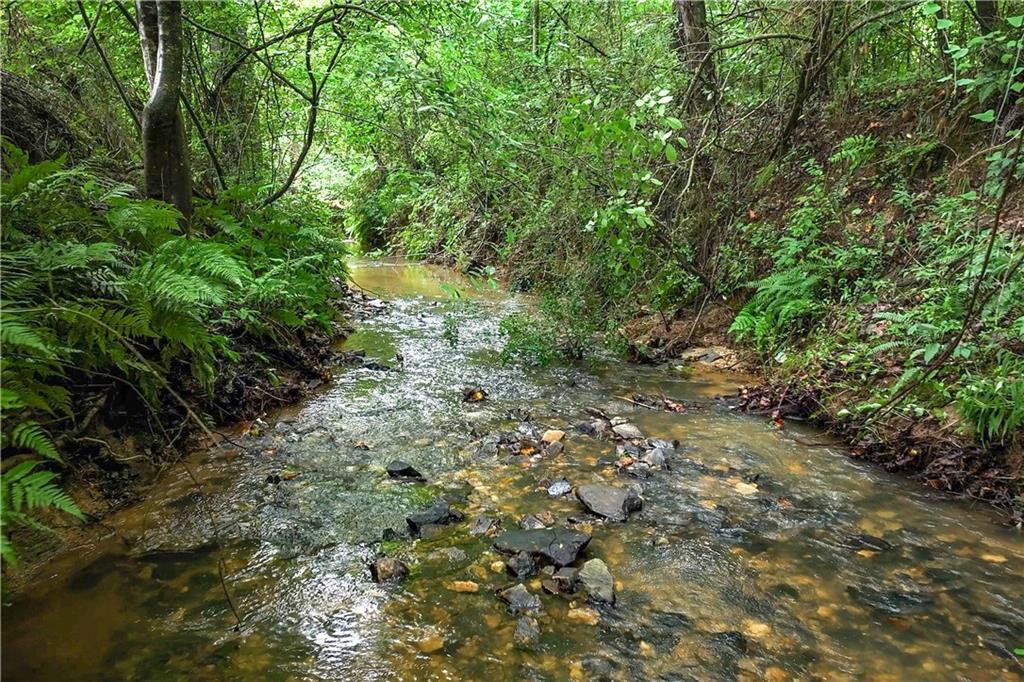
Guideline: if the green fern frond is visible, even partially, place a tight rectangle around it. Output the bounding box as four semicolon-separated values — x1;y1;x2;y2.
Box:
1;459;84;565
7;421;62;461
0;319;54;356
870;339;910;355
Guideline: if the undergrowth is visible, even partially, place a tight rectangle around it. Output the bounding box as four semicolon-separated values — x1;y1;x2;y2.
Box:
0;143;347;564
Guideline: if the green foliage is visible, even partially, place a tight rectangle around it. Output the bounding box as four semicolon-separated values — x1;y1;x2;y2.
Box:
499;313;559;368
1;460;85;566
956;360;1024;445
730;158;865;353
829;135;877;173
0;147;347;563
730;269;826;354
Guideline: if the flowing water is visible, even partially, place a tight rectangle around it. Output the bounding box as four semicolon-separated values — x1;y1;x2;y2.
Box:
3;260;1022;681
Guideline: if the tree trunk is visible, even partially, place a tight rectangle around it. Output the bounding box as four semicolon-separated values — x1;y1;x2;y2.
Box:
531;0;539;57
673;0;716;99
775;1;835;156
974;0;1001;34
934;1;953;76
137;0;192;221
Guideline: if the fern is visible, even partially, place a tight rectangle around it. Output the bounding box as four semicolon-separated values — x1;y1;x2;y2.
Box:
0;319;53;356
5;422;62;462
0;147;347;564
1;460;84;565
870;339;910;355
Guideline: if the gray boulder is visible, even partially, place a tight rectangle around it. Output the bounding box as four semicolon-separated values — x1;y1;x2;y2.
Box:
576;483;642;522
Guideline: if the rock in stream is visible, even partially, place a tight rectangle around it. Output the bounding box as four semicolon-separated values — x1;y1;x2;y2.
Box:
493;528;591;567
406;498;464;537
578;558;615;604
576;483;643;522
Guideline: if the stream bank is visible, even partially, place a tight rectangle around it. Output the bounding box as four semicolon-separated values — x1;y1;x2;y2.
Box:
3;259;1022;681
624;307;1024;523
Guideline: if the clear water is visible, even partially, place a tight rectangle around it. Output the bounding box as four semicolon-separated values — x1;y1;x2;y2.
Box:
3;259;1022;681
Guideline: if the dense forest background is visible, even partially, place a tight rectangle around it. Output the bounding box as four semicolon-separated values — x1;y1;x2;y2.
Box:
1;0;1022;564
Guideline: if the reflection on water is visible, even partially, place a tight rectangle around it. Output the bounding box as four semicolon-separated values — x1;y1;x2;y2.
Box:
4;259;1022;681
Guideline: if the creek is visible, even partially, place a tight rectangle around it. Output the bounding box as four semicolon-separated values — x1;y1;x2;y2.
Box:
3;259;1022;681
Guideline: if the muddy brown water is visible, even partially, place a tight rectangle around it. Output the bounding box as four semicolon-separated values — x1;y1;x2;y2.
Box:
3;259;1022;681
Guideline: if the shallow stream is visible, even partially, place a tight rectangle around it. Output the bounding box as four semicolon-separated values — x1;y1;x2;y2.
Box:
3;260;1022;681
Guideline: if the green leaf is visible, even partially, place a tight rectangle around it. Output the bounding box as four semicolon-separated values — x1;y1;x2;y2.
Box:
923;342;941;363
1007;15;1023;28
921;1;940;16
664;142;678;162
971;109;995;123
936;18;953;29
664;116;682;129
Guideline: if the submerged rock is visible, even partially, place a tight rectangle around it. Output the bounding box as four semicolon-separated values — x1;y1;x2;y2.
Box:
498;583;542;614
541;429;566;443
566;606;600;625
370;557;408;583
447;580;479;593
468;515;499;537
545;440;564;456
493;528;591;567
506;551;537;579
547;478;572;497
514;616;541;645
416;632;445;654
553;566;579;592
417;524;449;539
427;547;468;565
386;460;425;481
844;534;894;552
641;448;667;469
578;558;615;604
576;483;643;522
846;584;934;615
406;498;464;537
519;514;548;530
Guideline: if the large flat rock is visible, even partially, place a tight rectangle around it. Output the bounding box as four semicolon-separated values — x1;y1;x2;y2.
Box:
576;483;642;522
493;528;591;567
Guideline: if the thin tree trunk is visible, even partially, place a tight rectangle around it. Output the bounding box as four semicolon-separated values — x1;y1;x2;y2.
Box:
673;0;716;100
137;0;192;221
531;0;539;57
775;1;835;156
935;1;953;75
974;0;1001;34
